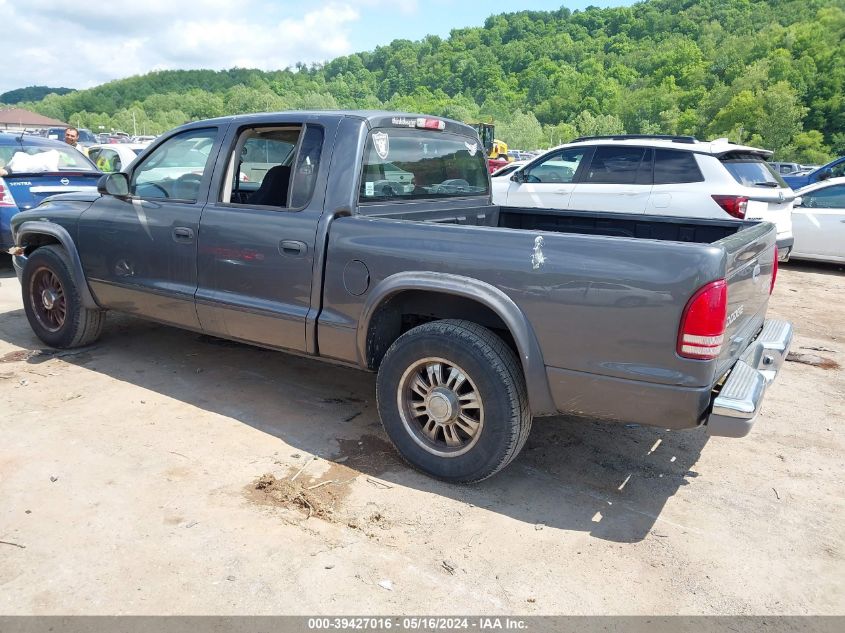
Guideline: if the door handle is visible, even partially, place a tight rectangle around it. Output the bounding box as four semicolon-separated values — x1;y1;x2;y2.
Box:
555;188;572;194
279;240;307;256
172;227;194;243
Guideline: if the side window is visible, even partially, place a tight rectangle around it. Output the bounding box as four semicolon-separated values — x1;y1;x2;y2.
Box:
94;149;120;173
524;148;586;184
225;128;303;208
289;125;324;209
132;128;218;201
829;161;845;179
803;185;845;208
654;149;704;184
584;146;648;185
88;148;101;166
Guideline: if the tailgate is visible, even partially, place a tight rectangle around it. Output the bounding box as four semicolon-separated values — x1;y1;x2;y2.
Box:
714;221;778;378
3;173;101;211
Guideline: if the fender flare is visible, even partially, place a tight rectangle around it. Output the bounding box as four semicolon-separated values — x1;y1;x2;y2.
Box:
15;221;99;310
357;271;557;416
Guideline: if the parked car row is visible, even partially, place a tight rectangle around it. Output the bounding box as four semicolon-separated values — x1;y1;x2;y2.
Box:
770;161;819;176
33;128;157;152
2;123;842;265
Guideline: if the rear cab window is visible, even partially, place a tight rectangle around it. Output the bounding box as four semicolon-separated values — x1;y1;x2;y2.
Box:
358;127;489;203
720;153;787;188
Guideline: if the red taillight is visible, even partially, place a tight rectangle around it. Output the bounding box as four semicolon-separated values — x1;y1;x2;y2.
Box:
0;178;17;208
678;279;728;360
770;246;778;294
416;117;446;130
712;195;748;219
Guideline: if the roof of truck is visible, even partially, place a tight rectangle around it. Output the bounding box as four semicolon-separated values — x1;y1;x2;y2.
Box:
177;110;477;133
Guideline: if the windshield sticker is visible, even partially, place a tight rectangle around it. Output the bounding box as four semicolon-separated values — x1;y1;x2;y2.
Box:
365;181;375;197
464;142;478;157
373;132;390;160
391;117;416;128
531;236;546;270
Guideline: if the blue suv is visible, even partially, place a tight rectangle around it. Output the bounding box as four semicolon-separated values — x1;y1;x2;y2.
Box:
783;156;845;190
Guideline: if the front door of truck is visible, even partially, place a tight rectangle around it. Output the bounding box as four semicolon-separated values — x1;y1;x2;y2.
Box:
78;127;223;329
195;123;327;352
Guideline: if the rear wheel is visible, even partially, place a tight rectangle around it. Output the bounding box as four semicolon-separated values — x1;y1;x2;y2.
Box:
376;319;532;483
22;245;104;348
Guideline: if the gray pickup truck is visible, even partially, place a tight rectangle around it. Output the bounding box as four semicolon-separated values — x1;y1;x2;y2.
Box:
9;111;793;482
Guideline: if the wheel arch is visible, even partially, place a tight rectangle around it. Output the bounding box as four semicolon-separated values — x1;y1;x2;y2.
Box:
357;271;557;416
15;221;99;309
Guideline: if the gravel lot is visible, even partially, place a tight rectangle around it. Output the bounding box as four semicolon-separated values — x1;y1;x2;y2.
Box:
0;257;842;615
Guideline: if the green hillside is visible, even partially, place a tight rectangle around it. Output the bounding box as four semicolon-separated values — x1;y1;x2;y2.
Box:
15;0;845;162
0;85;75;104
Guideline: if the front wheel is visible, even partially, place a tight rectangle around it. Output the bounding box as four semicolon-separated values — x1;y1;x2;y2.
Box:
376;319;532;483
22;245;104;349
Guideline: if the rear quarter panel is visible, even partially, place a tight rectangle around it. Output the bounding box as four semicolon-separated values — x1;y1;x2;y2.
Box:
318;216;728;389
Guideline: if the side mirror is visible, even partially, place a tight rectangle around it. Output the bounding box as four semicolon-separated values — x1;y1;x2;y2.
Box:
793;196;803;207
510;170;524;183
818;170;832;182
97;172;129;198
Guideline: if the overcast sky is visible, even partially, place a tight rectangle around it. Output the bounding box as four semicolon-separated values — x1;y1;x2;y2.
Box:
0;0;633;96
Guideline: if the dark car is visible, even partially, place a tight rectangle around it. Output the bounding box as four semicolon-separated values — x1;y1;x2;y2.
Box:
0;133;100;248
783;156;845;189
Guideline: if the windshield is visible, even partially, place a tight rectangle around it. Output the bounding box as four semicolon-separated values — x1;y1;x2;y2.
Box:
359;129;489;202
0;142;97;173
721;155;786;187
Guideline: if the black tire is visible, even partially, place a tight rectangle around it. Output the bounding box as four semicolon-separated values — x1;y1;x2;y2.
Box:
22;245;104;349
376;319;532;483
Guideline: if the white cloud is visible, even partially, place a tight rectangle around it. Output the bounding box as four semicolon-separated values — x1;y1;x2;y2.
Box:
0;0;379;95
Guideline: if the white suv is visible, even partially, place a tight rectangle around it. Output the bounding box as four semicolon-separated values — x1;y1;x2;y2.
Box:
492;135;795;260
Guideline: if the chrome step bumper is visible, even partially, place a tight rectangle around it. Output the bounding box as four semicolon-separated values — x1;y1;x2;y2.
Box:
707;319;793;438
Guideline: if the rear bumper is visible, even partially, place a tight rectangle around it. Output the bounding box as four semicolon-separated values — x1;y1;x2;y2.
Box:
706;319;793;438
544;319;793;435
776;236;794;261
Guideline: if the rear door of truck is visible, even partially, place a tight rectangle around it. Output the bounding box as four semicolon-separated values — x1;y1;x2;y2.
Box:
195;119;334;353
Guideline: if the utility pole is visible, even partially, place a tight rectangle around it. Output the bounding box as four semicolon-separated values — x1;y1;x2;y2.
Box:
132;111;137;137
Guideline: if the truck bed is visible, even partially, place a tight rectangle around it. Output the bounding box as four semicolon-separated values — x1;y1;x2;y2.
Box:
323;202;776;427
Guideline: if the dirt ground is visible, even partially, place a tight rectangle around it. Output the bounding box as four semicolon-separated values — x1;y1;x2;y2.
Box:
0;257;842;615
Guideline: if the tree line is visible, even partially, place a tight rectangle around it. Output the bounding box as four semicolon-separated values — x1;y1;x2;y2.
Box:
8;0;845;162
